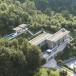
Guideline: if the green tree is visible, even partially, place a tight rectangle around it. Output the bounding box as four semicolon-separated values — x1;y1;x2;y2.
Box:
0;38;41;76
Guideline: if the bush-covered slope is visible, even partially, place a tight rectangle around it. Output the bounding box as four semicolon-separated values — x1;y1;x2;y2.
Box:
0;0;76;35
35;0;76;15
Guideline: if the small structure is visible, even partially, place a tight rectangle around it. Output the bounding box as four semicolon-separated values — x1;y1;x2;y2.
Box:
13;27;22;34
19;24;27;29
29;28;72;62
4;24;28;40
13;24;27;34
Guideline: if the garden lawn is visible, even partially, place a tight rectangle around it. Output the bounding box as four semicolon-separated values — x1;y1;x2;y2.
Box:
35;68;60;76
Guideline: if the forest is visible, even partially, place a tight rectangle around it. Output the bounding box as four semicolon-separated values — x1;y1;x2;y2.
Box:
0;38;41;76
0;0;76;76
0;0;76;35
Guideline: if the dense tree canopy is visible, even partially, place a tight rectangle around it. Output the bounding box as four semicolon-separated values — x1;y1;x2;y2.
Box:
35;0;76;14
0;38;41;76
0;0;76;35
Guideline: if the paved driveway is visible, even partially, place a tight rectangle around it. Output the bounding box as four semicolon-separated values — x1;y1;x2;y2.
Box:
42;58;57;68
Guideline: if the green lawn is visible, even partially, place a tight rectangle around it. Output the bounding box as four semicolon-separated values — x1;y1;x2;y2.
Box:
34;68;60;76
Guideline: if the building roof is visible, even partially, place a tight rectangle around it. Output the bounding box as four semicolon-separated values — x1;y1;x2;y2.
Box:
29;32;52;45
47;28;70;42
19;24;27;28
13;27;22;31
29;28;70;45
13;24;27;31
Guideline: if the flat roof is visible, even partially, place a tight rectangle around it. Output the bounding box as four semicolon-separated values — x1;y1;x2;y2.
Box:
13;27;21;31
19;24;27;28
29;32;52;45
13;24;27;31
29;28;70;45
47;28;70;42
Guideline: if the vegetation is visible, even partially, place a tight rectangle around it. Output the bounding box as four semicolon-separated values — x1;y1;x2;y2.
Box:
34;68;60;76
0;38;41;76
0;0;76;36
35;0;76;15
0;0;76;76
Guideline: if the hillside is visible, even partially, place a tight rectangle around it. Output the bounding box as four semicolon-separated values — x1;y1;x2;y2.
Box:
0;0;76;76
0;0;76;36
35;0;76;15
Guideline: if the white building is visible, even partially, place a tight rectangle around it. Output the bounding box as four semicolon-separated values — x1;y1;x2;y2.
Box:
13;24;27;34
29;28;72;62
